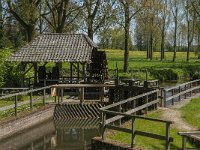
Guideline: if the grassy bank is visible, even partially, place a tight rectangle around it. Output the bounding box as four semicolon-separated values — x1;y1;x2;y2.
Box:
108;110;192;150
181;98;200;128
105;50;200;81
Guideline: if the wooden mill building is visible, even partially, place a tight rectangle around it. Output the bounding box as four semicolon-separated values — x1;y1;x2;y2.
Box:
7;33;108;87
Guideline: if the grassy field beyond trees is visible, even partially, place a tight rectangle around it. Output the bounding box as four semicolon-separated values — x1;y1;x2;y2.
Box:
105;50;200;81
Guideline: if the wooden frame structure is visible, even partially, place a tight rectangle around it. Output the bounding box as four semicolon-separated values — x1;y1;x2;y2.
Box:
7;33;108;87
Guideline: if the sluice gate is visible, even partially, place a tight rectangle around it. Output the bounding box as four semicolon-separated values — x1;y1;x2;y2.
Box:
53;103;102;119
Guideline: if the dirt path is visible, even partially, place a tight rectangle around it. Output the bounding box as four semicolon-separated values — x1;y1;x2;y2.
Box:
160;94;200;131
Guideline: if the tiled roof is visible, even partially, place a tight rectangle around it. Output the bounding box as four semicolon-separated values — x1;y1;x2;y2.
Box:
7;33;98;63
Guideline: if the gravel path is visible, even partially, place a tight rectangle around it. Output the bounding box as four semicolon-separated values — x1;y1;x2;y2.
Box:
160;94;200;131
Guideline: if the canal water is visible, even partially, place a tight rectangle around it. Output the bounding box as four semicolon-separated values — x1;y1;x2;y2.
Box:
0;118;100;150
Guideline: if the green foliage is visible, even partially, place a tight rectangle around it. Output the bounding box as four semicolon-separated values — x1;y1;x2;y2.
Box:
98;28;134;50
149;68;185;81
0;48;22;87
0;36;13;49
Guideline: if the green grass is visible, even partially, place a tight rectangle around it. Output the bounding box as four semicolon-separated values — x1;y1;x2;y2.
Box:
106;50;200;69
104;50;200;81
0;102;44;119
181;98;200;129
108;110;193;150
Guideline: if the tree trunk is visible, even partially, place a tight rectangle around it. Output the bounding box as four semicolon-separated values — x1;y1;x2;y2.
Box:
27;25;35;42
160;22;165;61
0;0;3;38
88;16;94;40
123;3;130;72
173;10;178;62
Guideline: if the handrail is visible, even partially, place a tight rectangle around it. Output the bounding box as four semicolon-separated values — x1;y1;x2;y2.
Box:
0;86;52;100
165;79;200;92
103;110;173;124
100;89;159;110
162;79;200;107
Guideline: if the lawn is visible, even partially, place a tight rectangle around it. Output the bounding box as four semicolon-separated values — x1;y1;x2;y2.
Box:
103;50;200;81
105;50;200;70
108;110;192;150
181;98;200;129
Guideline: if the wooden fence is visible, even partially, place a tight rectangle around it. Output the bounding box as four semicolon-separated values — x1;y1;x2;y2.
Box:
99;89;174;150
162;79;200;107
0;86;51;116
178;131;200;150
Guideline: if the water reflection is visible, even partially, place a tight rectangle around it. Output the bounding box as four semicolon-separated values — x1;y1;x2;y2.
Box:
0;118;100;150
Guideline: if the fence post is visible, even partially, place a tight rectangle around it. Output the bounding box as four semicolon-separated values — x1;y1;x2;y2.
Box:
184;84;187;99
102;112;106;140
145;95;148;114
30;91;33;109
164;89;167;107
131;117;136;148
15;95;18;116
179;86;181;101
190;82;192;97
43;88;45;106
182;136;187;150
165;123;170;150
172;89;174;105
118;104;121;126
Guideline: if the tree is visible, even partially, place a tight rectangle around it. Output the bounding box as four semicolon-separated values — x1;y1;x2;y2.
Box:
98;27;133;50
7;0;40;42
158;0;170;61
118;0;143;72
79;0;116;40
42;0;81;33
185;0;196;62
170;0;184;61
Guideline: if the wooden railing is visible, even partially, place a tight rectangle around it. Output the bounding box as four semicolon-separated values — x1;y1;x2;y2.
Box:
99;89;174;150
179;131;200;150
0;86;52;116
162;79;200;107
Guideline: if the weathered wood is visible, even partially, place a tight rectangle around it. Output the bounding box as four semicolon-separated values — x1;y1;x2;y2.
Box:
165;85;200;101
131;118;136;148
105;99;160;124
166;123;171;150
15;95;18;116
105;124;132;133
100;89;159;110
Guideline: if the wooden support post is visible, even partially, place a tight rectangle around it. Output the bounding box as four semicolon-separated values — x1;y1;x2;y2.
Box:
131;117;136;148
80;87;84;104
43;89;45;105
179;86;181;101
118;104;121;126
61;88;64;102
43;135;46;150
100;87;104;104
70;62;73;83
30;91;33;109
164;90;167;107
172;89;174;105
58;88;60;104
132;100;136;115
43;81;46;105
145;95;148;114
33;63;38;86
102;112;106;140
165;123;170;150
77;63;80;83
182;136;187;150
15;95;18;116
190;82;192;96
82;63;86;82
184;85;187;99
